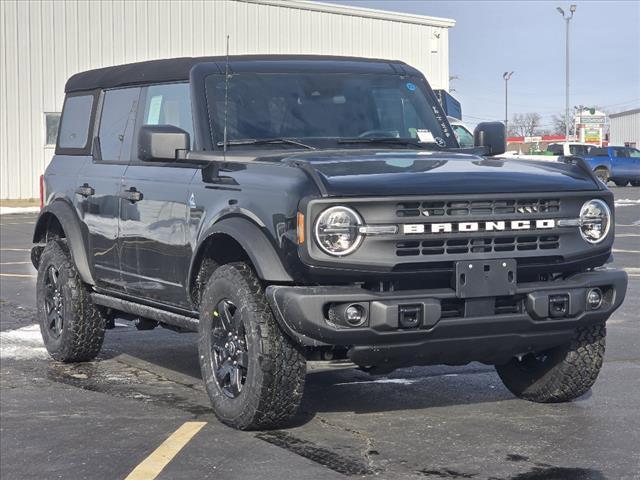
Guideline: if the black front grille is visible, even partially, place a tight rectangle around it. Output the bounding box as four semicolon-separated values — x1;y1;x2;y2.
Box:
396;198;560;218
396;235;560;257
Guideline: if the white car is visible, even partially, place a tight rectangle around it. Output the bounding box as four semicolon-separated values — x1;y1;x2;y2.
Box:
448;116;475;148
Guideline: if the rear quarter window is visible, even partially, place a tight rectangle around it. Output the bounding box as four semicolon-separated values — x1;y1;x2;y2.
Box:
56;93;97;153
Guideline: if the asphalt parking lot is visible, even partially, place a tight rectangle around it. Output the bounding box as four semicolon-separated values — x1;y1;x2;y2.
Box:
1;187;639;480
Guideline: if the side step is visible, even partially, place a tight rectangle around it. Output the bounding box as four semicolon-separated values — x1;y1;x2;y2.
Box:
91;293;199;332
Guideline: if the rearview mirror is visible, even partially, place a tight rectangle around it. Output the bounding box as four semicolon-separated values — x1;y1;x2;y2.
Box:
138;125;190;162
474;122;506;156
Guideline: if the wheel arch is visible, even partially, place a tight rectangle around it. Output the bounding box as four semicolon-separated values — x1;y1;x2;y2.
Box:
32;200;94;285
188;216;293;304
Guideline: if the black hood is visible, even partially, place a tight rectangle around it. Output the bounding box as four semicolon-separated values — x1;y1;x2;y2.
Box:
280;150;600;196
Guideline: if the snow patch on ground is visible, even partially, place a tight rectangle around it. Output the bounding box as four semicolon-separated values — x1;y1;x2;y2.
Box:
0;206;40;215
615;199;640;207
334;378;418;386
0;324;48;360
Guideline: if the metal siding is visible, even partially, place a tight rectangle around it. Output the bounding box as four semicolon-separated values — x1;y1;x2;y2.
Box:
609;111;640;146
0;0;452;199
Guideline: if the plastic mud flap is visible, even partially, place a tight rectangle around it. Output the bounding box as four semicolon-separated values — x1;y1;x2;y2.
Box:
455;259;517;298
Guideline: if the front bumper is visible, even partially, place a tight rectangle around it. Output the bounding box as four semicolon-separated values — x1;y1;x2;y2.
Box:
266;268;627;368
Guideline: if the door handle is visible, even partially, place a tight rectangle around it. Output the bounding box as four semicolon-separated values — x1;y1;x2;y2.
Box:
121;187;143;203
75;183;95;197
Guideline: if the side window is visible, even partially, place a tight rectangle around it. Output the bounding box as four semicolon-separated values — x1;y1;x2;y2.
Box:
98;87;141;162
57;94;95;150
628;148;640;158
142;83;193;149
613;148;627;158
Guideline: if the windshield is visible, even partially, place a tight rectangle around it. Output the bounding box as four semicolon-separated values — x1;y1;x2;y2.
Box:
205;73;456;148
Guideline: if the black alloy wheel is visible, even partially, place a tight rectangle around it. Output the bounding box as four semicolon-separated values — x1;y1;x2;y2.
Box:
43;265;65;338
211;299;248;398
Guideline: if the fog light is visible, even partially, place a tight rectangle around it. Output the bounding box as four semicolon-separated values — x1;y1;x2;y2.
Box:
345;304;366;327
587;288;603;310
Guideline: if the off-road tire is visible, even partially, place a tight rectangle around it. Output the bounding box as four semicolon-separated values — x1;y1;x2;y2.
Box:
198;262;306;430
36;240;106;362
613;179;629;187
496;323;606;403
594;167;610;185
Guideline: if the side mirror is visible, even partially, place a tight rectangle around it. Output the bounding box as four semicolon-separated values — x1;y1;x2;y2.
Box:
138;125;190;162
474;122;506;156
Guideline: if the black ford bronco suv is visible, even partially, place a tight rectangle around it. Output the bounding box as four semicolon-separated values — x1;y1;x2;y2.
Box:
32;55;627;430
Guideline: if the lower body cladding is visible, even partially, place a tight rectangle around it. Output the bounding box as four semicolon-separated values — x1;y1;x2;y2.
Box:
266;269;627;371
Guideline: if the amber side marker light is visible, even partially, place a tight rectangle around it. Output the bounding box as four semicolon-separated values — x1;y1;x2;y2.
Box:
297;212;305;245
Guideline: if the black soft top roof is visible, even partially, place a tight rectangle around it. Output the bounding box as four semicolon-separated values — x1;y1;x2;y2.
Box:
65;55;416;93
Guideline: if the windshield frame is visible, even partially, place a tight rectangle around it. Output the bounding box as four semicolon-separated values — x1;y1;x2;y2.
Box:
192;63;457;151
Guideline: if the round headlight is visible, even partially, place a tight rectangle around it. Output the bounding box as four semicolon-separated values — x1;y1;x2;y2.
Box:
314;206;363;256
579;199;611;244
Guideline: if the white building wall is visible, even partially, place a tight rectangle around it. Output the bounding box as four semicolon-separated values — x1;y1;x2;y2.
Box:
0;0;454;200
609;109;640;147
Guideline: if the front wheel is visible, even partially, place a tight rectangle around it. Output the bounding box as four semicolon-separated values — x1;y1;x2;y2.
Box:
36;240;106;362
613;179;629;187
198;263;306;430
631;180;640;187
495;323;606;403
593;168;610;185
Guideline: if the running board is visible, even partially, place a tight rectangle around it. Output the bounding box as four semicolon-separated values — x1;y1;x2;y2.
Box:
91;293;199;332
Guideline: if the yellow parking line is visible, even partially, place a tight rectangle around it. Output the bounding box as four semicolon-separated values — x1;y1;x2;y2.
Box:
0;273;36;278
1;262;32;265
613;249;640;254
616;234;640;237
124;422;207;480
0;248;30;252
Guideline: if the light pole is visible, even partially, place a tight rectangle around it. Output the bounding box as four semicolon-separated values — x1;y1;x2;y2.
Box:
503;71;514;134
557;4;576;141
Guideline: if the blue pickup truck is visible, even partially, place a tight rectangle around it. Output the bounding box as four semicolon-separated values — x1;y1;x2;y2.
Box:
582;146;640;186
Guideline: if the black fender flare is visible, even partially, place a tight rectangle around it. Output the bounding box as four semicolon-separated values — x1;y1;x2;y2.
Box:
32;200;95;285
190;216;293;288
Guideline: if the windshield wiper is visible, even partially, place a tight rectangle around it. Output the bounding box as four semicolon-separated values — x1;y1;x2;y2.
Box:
337;137;442;149
216;138;316;150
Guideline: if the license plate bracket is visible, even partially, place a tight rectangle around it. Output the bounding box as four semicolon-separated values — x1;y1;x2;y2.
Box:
455;259;517;298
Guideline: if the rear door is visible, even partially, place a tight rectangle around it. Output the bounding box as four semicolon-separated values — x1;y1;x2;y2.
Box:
78;87;141;290
610;147;631;178
118;83;198;308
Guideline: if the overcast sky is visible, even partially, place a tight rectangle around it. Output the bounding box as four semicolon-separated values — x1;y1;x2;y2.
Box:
327;0;640;128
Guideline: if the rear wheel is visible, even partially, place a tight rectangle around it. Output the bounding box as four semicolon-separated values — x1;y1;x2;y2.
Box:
593;168;610;185
198;263;306;430
613;179;629;187
495;323;606;403
36;240;106;362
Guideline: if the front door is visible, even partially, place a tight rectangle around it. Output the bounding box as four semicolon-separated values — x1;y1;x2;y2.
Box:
79;87;140;290
119;83;197;308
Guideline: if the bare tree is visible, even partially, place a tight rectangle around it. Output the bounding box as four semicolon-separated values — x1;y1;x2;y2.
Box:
551;113;576;136
509;113;542;137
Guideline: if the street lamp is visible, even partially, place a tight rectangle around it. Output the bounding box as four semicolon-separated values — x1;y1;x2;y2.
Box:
503;71;514;134
557;4;577;141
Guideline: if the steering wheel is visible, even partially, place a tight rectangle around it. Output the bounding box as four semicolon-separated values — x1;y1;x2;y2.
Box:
357;129;400;139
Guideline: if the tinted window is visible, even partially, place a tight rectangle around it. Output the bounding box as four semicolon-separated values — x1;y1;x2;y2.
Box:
142;83;193;148
569;145;592;156
612;148;627;158
590;148;608;157
98;88;140;162
547;144;563;155
58;95;94;149
205;73;456;148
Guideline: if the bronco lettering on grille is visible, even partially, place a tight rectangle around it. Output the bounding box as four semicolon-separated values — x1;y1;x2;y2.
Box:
402;219;556;234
